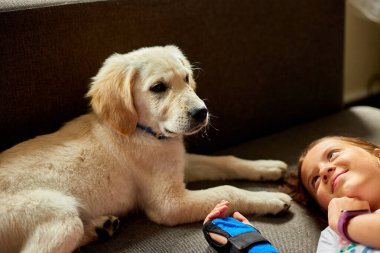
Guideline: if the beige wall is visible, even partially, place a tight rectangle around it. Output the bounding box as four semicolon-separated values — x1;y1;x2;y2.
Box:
344;0;380;103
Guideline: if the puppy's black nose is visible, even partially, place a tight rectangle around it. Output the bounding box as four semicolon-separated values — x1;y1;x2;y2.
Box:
189;108;208;122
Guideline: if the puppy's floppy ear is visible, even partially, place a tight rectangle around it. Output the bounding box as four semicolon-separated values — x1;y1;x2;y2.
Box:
87;53;137;135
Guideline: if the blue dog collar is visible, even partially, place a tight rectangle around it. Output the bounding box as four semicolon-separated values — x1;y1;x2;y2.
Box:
136;123;172;140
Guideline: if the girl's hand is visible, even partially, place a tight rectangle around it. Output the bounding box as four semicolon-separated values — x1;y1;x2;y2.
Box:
328;197;370;233
203;200;231;245
203;200;230;224
203;200;254;246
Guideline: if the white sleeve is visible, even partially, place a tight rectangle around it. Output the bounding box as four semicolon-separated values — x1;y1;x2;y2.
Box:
316;227;341;253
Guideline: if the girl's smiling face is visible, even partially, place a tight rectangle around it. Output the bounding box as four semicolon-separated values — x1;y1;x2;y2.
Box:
300;138;380;210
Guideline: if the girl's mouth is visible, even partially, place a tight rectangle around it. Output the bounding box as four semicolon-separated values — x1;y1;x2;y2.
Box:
332;169;348;194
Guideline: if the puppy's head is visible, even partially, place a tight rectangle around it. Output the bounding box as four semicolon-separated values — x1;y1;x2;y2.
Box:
87;45;208;137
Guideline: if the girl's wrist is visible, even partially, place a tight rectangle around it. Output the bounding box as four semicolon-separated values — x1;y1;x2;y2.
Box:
337;209;371;243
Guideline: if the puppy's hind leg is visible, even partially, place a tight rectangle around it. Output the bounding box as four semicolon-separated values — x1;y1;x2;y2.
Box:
21;215;84;253
0;189;84;253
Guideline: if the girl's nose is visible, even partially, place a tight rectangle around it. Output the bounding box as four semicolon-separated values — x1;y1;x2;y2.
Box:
321;167;334;183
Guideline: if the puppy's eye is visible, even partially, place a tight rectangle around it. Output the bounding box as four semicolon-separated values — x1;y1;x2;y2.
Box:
150;82;168;93
185;74;189;83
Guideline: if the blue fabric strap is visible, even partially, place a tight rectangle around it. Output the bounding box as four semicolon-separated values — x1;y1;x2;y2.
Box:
210;217;279;253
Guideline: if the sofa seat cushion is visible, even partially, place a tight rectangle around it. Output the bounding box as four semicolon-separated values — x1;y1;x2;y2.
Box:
79;106;380;253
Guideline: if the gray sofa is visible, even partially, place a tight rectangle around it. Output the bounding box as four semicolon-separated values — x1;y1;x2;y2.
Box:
1;0;380;252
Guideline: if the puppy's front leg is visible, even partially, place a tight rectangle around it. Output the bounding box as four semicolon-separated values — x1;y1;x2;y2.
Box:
145;186;291;226
185;154;287;182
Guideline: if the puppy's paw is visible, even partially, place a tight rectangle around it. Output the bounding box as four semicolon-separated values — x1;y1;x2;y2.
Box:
246;191;292;215
94;216;120;241
83;216;120;242
236;159;288;181
259;192;292;215
81;216;120;245
251;160;288;180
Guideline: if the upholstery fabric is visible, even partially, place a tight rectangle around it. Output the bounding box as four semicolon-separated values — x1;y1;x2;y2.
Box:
0;0;106;11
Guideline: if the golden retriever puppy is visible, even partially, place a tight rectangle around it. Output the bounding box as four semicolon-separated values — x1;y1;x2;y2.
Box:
0;45;291;253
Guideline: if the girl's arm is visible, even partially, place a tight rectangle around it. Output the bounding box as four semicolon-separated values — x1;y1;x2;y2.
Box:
328;197;380;249
345;212;380;248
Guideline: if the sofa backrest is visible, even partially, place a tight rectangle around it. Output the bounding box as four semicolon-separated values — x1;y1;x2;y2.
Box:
0;0;345;153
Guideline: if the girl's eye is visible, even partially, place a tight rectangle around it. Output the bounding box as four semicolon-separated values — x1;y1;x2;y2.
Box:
312;175;320;188
150;82;168;93
327;150;340;160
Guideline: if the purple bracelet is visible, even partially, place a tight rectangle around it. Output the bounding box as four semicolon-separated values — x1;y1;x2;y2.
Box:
337;209;371;243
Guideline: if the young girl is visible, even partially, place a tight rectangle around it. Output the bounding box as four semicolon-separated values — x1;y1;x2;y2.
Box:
297;136;380;252
203;136;380;252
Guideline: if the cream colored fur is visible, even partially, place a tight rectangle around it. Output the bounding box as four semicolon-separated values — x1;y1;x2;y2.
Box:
0;45;291;253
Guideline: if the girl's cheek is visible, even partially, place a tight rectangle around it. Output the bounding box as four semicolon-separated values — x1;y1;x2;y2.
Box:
316;189;331;210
